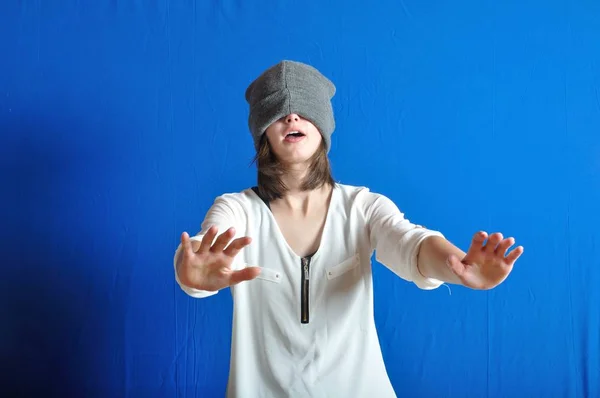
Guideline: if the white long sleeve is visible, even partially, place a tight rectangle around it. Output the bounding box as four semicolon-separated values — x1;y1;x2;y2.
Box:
364;191;445;289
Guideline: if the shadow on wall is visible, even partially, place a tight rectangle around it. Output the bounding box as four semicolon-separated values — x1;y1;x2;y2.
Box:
0;109;132;397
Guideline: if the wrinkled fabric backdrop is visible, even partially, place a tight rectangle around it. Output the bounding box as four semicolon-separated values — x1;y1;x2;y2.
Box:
1;1;599;397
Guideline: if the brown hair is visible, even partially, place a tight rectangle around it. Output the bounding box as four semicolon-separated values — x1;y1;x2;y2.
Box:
252;135;335;201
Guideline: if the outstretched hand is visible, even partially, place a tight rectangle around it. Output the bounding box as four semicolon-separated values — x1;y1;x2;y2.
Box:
446;231;524;290
177;226;261;292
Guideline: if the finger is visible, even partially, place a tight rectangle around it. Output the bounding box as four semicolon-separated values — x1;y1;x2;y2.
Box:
495;237;515;257
505;246;524;265
484;232;503;251
211;227;236;253
198;226;218;253
229;266;261;286
470;231;488;251
181;232;193;254
181;232;199;255
223;236;252;258
446;254;467;278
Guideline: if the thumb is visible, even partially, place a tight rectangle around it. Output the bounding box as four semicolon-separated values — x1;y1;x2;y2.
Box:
229;266;261;286
446;254;466;278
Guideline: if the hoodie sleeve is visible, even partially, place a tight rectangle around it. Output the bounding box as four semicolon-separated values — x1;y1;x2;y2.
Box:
174;195;246;298
364;190;445;290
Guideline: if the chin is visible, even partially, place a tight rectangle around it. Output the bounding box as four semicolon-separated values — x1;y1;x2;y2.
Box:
280;154;314;165
276;148;317;164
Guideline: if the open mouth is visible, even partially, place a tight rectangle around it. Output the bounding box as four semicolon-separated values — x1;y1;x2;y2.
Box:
285;131;305;138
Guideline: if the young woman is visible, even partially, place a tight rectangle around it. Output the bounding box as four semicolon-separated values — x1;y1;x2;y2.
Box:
174;60;524;397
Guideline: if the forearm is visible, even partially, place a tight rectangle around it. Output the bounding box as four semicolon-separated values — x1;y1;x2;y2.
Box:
417;236;466;285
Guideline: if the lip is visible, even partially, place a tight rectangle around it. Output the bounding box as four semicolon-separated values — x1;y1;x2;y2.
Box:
282;128;306;143
282;127;304;137
284;134;306;143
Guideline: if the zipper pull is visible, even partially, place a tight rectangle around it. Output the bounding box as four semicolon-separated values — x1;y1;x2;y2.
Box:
301;257;310;279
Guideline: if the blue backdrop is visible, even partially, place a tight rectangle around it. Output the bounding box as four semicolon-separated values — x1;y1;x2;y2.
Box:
1;1;599;397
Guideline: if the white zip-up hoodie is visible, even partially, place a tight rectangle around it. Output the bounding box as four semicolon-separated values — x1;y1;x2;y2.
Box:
174;183;444;397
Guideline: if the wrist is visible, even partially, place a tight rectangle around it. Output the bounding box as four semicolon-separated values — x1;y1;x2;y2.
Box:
417;236;465;285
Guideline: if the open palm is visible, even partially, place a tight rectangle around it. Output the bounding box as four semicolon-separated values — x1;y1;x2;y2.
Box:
447;231;524;290
178;226;260;292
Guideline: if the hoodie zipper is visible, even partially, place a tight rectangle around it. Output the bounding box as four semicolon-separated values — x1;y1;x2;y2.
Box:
301;256;311;324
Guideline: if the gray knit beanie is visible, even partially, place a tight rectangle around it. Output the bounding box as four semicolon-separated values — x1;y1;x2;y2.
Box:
245;60;336;152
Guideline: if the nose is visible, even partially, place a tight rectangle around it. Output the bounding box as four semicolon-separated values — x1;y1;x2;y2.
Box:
285;113;300;123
